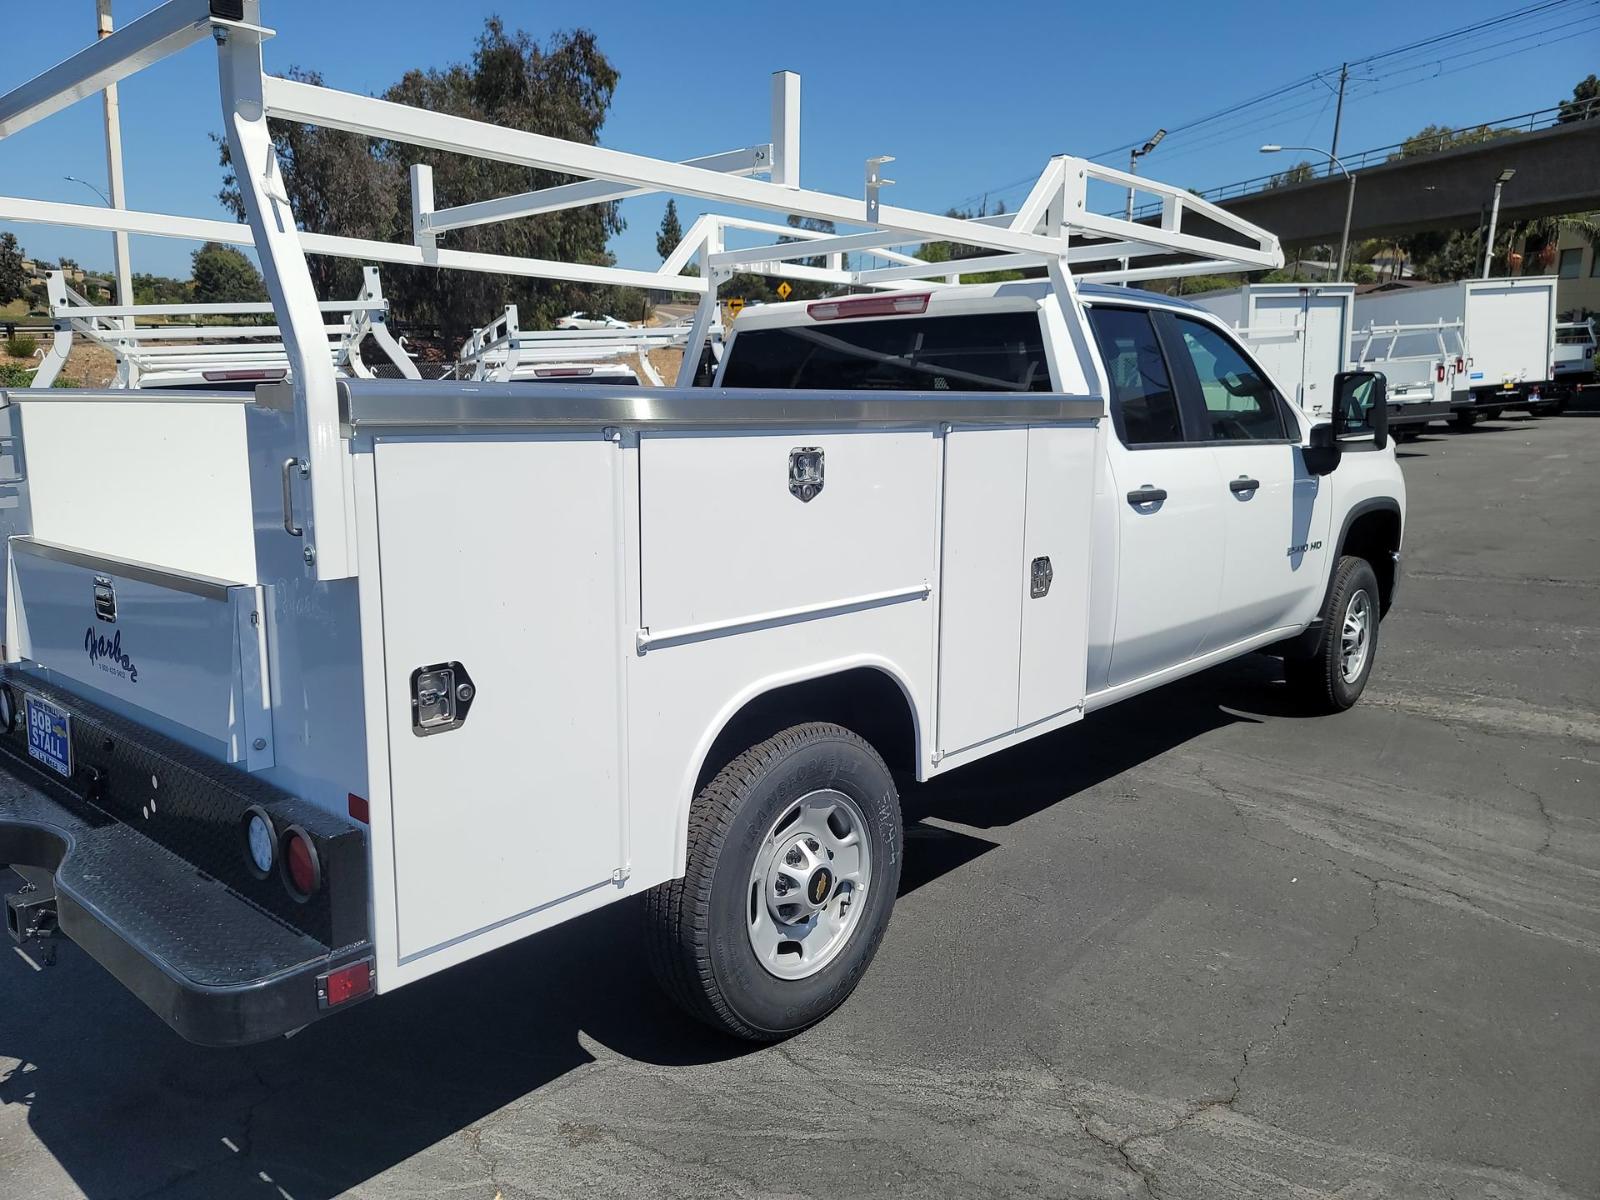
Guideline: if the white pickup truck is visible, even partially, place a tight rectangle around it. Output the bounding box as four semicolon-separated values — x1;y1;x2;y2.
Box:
0;0;1404;1047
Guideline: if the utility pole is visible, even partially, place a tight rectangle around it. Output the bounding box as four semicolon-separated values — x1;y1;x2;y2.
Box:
97;0;133;315
1327;63;1348;178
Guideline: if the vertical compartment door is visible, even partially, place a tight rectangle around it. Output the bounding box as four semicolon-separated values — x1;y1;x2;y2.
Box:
375;435;625;961
1017;426;1095;727
936;428;1026;754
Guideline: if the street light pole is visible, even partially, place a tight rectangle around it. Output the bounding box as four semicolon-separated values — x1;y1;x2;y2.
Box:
1121;128;1166;284
64;176;111;206
1482;168;1515;280
1260;144;1355;282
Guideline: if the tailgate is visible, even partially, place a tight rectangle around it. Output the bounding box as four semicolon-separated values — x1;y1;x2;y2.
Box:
6;537;272;770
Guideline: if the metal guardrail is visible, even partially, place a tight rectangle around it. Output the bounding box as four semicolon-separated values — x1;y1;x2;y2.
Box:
1130;100;1599;219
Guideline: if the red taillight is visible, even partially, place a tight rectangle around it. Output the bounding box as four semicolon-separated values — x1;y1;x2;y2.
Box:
1455;356;1465;373
1436;364;1445;382
202;369;287;382
807;292;930;321
280;825;321;901
533;366;594;378
319;959;373;1008
347;792;369;824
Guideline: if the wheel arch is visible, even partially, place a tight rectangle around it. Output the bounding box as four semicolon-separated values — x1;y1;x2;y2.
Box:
1338;498;1403;616
672;658;925;875
1279;497;1402;660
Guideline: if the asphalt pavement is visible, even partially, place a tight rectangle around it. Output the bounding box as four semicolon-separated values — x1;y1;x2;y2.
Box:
1;413;1596;1199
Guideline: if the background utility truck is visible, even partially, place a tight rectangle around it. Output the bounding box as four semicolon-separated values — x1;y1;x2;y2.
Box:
1353;276;1559;425
0;0;1404;1046
1186;282;1354;421
1348;320;1465;438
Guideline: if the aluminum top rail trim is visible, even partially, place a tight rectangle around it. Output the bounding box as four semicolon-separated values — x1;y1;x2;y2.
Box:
0;388;258;405
330;380;1104;432
10;535;245;600
0;0;216;139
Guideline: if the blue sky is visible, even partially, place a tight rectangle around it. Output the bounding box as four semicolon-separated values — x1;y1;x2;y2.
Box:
2;0;1595;283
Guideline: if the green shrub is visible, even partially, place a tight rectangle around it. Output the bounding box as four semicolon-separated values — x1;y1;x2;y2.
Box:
4;333;37;358
0;362;32;387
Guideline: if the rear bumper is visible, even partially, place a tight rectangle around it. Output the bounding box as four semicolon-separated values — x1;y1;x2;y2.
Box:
1387;399;1453;427
0;671;372;1046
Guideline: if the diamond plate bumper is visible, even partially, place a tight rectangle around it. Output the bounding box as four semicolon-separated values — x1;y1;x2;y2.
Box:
0;670;372;1046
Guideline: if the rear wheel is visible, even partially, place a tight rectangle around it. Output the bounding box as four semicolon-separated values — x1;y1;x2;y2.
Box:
1484;407;1504;421
645;722;903;1041
1286;556;1381;713
1452;409;1478;429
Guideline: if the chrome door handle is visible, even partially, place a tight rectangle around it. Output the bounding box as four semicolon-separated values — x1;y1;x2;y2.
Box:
282;457;308;537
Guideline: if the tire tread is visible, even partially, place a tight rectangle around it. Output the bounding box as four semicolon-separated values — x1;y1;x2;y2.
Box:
644;722;889;1041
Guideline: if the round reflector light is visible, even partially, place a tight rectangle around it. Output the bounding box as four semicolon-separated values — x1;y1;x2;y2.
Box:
279;825;321;901
241;805;276;880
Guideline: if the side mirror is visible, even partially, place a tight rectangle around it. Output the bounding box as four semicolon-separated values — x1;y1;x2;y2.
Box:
1332;370;1389;450
1303;422;1342;476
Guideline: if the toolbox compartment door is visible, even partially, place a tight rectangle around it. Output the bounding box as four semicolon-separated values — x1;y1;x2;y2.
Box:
373;434;625;962
5;537;272;768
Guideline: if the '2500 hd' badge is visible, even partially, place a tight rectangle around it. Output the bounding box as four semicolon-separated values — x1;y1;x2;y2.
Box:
84;626;140;684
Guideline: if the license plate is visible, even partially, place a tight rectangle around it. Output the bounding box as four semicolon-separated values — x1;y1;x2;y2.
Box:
24;694;73;779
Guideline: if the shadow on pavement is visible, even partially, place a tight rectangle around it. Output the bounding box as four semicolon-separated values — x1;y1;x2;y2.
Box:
0;653;1297;1199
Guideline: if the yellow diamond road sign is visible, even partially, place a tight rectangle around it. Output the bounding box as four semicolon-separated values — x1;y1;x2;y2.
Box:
776;281;792;300
727;297;745;319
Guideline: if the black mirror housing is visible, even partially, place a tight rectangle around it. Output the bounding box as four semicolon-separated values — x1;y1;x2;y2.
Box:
1304;422;1342;476
1332;370;1389;449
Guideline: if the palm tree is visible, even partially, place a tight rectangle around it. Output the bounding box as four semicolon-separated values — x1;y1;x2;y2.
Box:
1492;213;1600;275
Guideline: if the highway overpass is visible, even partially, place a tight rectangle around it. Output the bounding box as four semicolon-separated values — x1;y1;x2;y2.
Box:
1212;114;1600;247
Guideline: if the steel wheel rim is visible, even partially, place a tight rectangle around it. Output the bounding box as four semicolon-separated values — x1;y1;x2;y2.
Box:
747;788;873;981
1341;588;1372;684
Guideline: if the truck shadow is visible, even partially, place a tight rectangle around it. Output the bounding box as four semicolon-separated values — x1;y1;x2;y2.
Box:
0;654;1292;1200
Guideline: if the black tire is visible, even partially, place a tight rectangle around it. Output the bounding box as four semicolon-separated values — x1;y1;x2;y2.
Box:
1285;555;1382;714
1452;409;1477;429
1484;407;1503;421
645;722;903;1041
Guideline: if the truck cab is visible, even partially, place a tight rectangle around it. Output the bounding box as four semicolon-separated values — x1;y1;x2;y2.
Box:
717;281;1405;705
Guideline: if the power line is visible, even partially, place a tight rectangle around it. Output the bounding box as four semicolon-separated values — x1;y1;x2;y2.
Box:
1087;0;1592;160
949;0;1598;216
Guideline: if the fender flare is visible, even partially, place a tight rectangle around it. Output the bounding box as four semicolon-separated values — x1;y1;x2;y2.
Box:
1285;497;1402;659
670;656;926;876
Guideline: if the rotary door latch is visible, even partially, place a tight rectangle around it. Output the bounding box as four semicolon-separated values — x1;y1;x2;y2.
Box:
1030;556;1053;599
410;662;476;736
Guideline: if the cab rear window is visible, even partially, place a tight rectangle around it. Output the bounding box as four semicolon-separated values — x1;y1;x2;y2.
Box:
720;312;1052;391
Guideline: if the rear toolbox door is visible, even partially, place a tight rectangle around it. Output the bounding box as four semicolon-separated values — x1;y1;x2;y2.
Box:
373;434;625;962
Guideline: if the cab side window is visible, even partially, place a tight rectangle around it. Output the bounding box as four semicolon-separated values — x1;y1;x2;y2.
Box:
1172;316;1290;441
1087;307;1184;446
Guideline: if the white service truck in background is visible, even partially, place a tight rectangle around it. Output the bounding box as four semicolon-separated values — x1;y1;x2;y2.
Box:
1186;282;1354;420
1352;277;1559;425
0;0;1406;1047
1553;319;1596;397
1348;319;1466;438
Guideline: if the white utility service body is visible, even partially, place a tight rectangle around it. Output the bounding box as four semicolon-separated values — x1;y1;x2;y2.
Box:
1186;282;1354;419
1553;319;1595;391
0;0;1405;1046
1348;320;1466;434
1352;277;1559;421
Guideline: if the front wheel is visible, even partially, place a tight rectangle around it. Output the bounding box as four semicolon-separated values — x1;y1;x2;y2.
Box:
1285;555;1382;713
645;722;903;1041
